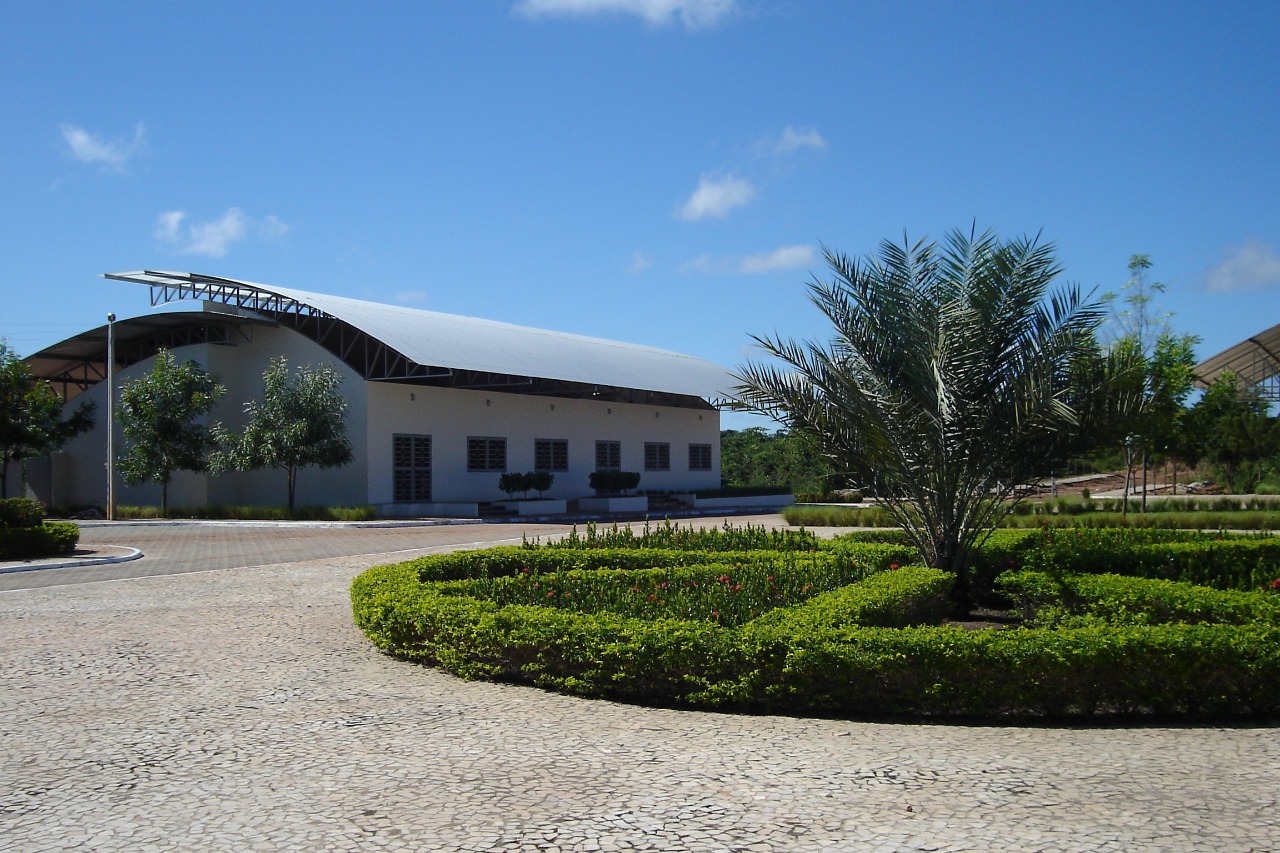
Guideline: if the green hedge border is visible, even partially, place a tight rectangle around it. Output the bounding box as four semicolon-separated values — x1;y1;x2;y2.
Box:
0;522;79;560
352;546;1280;720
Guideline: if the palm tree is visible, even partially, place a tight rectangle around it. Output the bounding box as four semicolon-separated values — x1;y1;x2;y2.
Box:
734;228;1137;608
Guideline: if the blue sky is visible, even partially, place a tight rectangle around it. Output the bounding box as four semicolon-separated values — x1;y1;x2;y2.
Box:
3;0;1279;429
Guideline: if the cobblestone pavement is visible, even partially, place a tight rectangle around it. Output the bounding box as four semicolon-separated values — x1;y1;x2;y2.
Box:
2;522;1277;852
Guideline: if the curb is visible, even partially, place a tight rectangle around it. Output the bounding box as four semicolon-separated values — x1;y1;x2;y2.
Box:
0;546;143;575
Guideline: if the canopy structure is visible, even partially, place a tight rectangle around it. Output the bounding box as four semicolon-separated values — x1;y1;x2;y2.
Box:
25;310;275;402
1195;322;1280;402
80;271;733;409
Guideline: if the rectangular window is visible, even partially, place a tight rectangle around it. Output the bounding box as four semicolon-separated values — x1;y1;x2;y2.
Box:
644;442;670;471
689;443;712;471
467;437;507;472
535;439;568;472
393;434;432;502
595;440;621;471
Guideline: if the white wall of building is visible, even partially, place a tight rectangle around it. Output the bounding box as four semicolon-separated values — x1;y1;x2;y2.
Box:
365;382;720;504
50;327;370;510
42;322;719;511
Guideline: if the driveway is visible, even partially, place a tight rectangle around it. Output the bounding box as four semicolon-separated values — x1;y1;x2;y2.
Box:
1;520;1276;851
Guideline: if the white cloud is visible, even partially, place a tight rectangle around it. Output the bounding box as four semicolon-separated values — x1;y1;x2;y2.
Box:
775;125;826;155
629;250;653;275
1206;240;1280;293
737;244;815;273
259;215;290;239
681;244;815;275
514;0;736;29
680;253;720;274
676;174;756;221
61;122;145;172
154;210;186;243
154;208;286;258
394;290;427;306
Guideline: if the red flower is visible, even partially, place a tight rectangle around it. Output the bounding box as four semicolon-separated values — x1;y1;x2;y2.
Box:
731;584;742;592
546;591;555;598
890;564;900;570
710;611;719;619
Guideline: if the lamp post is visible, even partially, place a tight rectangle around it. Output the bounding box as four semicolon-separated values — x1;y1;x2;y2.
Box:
106;313;116;521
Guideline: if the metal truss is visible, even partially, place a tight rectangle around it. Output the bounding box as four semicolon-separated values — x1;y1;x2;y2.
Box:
109;271;714;409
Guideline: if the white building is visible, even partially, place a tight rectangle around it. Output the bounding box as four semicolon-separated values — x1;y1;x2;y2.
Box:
23;272;731;515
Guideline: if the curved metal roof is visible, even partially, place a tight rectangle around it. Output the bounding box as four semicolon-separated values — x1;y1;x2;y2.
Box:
1195;321;1280;400
104;271;733;402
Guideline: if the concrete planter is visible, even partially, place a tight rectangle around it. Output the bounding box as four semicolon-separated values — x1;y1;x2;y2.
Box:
497;499;568;516
376;502;481;518
576;495;649;513
691;493;795;509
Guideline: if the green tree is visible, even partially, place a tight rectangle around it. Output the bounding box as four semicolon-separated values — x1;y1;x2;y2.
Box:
116;350;225;512
1102;255;1198;509
211;357;353;511
1186;373;1280;493
719;427;835;494
1103;253;1172;348
0;342;96;498
733;228;1139;608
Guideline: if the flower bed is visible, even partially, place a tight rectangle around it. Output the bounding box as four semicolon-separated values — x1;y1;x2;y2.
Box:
352;529;1280;720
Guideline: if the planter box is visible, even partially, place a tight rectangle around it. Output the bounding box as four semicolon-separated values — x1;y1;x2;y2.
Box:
691;493;795;509
576;496;649;514
497;499;568;516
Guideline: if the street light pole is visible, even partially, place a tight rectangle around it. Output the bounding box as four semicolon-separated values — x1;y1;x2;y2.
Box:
106;313;116;521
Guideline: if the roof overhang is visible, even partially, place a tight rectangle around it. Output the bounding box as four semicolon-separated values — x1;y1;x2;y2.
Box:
103;270;734;408
1195;322;1280;401
25;310;275;401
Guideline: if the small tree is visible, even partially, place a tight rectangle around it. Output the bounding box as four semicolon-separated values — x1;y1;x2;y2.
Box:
734;228;1141;608
589;470;640;495
0;342;96;498
117;350;225;512
529;471;554;497
498;472;529;499
212;357;353;512
1186;373;1280;493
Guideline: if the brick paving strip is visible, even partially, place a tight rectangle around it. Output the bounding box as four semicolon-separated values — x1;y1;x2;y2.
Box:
1;520;1277;851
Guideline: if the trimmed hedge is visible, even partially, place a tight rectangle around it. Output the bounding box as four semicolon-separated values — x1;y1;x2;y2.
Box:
352;548;1280;719
0;497;44;529
998;571;1280;627
0;522;79;560
1006;529;1280;592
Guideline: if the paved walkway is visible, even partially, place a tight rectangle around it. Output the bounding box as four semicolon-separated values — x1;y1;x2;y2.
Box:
1;520;1277;851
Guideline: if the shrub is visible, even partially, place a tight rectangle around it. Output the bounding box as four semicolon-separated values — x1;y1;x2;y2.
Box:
998;571;1280;627
498;472;530;498
115;504;377;521
352;555;1280;719
0;521;78;560
351;524;1280;720
542;519;825;552
782;505;897;527
0;497;44;528
588;470;641;495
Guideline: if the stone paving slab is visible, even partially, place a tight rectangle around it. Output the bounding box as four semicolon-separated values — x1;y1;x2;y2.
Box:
1;523;1277;851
